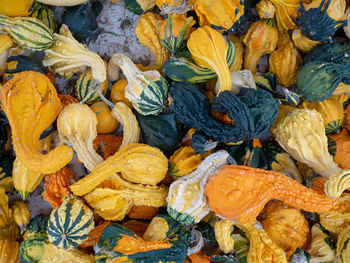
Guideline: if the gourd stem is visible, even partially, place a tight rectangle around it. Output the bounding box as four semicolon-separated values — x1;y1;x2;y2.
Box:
97;85;115;108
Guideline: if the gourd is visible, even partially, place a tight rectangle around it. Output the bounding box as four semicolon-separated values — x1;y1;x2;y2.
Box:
345;6;350;39
95;222;190;263
229;70;257;95
167;150;229;225
11;201;31;233
127;205;159;220
125;0;156;15
0;34;13;76
20;231;95;263
136;111;183;154
337;225;350;263
157;13;195;54
0;239;20;263
37;0;88;6
135;12;170;69
194;0;244;30
85;173;168;220
242;18;278;72
109;53;168;116
58;94;79;107
111;79;133;108
235;222;288;263
43;24;106;82
329;129;350;169
47;195;94;250
123;220;149;237
0;0;34;17
256;0;276;19
273;109;341;178
79;221;111;250
93;134;123;160
0;156;15;193
57;103;103;171
169;146;203;179
345;104;350;131
269;30;302;86
188;250;211;263
90;101;120;134
261;200;310;258
76;68;108;104
187;26;233;94
0;71;73;174
23;214;49;240
0;15;54;51
0;186;13;235
308;223;336;263
204;165;338;223
301;94;348;134
43;166;76;209
71;143;168;195
30;2;56;33
319;193;350;234
214;219;235;253
227;34;243;71
291;29;321;53
269;0;300;30
297;0;347;41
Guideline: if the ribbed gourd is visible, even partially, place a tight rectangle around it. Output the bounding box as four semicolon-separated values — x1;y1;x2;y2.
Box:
0;71;73;174
136;12;170;69
43;24;106;82
47;195;94;250
76;68;108;104
187;26;233;94
167;150;229;225
214;219;235;253
90;101;120;134
30;3;57;32
57;103;103;171
109;53;168;116
269;30;302;86
125;0;156;15
0;239;20;263
0;15;54;51
269;0;300;30
242;18;278;72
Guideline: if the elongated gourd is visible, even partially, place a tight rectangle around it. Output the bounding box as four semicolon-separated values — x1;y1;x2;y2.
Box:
205;165;338;223
0;71;73;174
11;201;31;234
71;143;168;195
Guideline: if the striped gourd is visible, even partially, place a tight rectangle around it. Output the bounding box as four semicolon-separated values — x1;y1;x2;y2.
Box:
47;195;94;250
76;69;108;104
0;14;54;51
30;3;57;32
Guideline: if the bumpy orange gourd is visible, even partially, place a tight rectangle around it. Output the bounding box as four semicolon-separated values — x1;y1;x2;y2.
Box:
242;18;278;72
261;201;310;259
205;165;338;223
43;166;76;209
111;79;133;108
269;30;302;86
90;101;120;134
344;104;350;132
93;134;123;160
0;71;73;174
135;12;170;69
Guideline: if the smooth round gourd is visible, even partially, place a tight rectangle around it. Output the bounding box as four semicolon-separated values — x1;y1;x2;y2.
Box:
0;0;34;17
47;195;94;250
90;101;120;134
76;68;108;104
111;78;133;108
11;201;31;233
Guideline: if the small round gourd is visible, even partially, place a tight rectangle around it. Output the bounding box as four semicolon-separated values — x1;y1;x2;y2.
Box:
76;68;108;104
47;195;94;250
111;78;133;108
90;101;120;134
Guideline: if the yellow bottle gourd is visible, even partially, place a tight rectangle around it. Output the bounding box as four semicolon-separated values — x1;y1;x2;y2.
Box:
90;101;120;134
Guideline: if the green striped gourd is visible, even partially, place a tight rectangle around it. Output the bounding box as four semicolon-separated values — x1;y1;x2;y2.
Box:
76;68;108;104
47;195;94;250
30;3;57;32
110;53;168;116
0;15;54;51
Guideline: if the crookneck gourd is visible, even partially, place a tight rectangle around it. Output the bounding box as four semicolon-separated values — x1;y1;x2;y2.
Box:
261;200;310;259
57;103;103;172
337;224;350;263
157;13;195;55
0;71;73;174
291;29;321;53
167;150;229;225
301;94;348;134
169;146;203;179
204;165;338;223
242;18;278;72
70;143;168;195
95;222;190;263
187;26;233;94
273;109;341;178
47;195;94;250
109;53;168;116
135;12;170;69
308;223;336;263
43;24;106;82
0;15;54;51
43;166;76;209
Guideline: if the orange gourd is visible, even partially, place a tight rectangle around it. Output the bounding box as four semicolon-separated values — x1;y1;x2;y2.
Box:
111;79;133;108
90;101;120;134
93;134;123;160
205;165;338;223
329;129;350;170
58;94;79;107
127;205;159;220
79;221;111;250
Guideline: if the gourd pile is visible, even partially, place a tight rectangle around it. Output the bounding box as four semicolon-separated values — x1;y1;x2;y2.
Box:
2;0;350;262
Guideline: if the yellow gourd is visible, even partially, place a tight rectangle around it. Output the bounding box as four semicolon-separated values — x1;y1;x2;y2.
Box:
11;201;30;233
111;79;133;108
337;225;350;263
291;29;321;53
0;239;20;263
256;0;276;18
90;101;120;134
227;34;243;71
214;219;235;253
308;223;336;263
0;0;34;17
270;0;301;30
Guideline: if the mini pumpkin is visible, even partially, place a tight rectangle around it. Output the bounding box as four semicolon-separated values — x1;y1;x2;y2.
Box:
93;134;123;160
